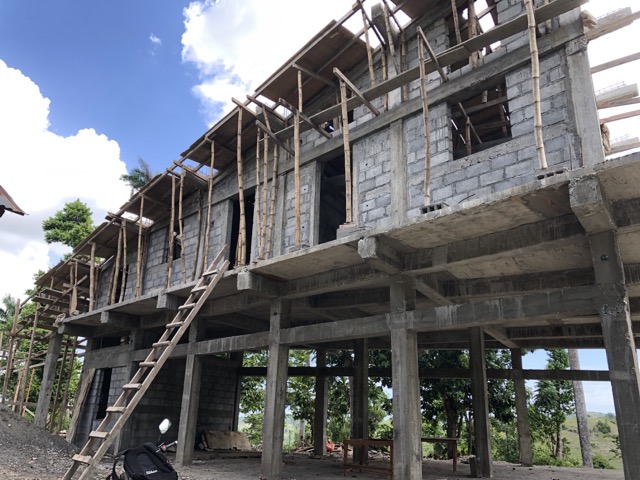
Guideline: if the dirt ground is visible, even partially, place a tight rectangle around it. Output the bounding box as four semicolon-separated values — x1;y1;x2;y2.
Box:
0;406;625;479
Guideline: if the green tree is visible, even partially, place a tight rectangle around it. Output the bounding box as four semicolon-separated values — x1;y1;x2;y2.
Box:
530;349;574;459
42;199;93;249
120;158;154;194
0;294;16;327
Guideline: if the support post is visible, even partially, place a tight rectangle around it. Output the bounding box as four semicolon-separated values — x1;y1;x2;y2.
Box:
389;275;421;479
511;348;533;466
469;327;493;477
261;299;291;479
1;298;20;405
569;349;593;468
352;339;369;464
176;318;204;466
34;333;63;428
313;350;328;457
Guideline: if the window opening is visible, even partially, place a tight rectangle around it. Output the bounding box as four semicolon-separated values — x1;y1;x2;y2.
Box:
451;79;511;159
319;155;347;244
95;368;112;420
229;191;255;267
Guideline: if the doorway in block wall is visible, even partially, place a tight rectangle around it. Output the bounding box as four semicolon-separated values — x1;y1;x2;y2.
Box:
95;368;112;420
229;191;255;267
319;155;347;244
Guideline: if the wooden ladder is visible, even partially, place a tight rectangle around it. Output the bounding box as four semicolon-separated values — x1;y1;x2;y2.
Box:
63;245;230;480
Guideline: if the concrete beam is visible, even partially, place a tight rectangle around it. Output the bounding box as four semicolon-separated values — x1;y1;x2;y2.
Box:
156;293;179;310
309;288;390;309
404;214;586;274
358;236;403;275
99;311;139;328
200;293;271;316
281;264;388;299
569;176;616;233
237;271;282;297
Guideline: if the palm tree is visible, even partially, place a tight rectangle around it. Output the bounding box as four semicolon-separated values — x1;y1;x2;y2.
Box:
120;158;154;195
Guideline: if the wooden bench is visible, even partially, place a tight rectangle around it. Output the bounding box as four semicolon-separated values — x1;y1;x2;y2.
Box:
421;437;460;472
343;439;394;478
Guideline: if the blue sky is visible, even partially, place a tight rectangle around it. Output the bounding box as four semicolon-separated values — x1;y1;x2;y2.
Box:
0;0;638;414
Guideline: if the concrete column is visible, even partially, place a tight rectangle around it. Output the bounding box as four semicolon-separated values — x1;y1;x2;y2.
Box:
231;351;244;432
589;230;640;480
313;350;328;457
469;327;493;477
389;274;421;479
261;299;291;479
511;349;533;466
116;327;145;453
352;339;369;463
176;317;205;465
389;120;407;227
565;39;605;166
34;333;63;428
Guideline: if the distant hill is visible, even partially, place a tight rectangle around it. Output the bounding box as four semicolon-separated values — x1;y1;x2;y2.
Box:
563;414;621;469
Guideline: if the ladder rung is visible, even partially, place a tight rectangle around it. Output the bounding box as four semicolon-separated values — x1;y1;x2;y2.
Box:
122;383;142;390
106;406;126;413
152;341;171;348
192;285;208;293
178;303;196;310
89;431;109;439
139;361;157;368
166;322;183;328
73;454;93;464
203;269;218;276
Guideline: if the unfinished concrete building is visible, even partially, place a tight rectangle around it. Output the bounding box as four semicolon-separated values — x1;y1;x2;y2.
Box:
5;0;640;478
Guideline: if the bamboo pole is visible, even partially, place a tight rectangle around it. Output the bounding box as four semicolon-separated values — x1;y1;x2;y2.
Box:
135;197;144;297
89;243;96;311
166;174;176;288
192;191;203;280
23;369;35;415
56;338;77;434
294;69;302;245
468;0;479;68
69;261;78;314
339;79;353;224
382;4;401;75
255;130;263;256
451;0;462;44
236;108;247;266
178;170;186;283
17;311;38;415
418;34;432;205
401;30;408;102
119;223;127;302
381;48;389;111
110;227;123;305
260;132;269;258
1;299;20;405
361;7;376;88
12;366;24;413
266;144;279;258
524;0;548;170
202;142;215;275
49;340;69;432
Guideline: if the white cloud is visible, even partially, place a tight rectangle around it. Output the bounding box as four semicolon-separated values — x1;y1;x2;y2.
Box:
181;0;357;124
149;33;162;46
0;59;131;302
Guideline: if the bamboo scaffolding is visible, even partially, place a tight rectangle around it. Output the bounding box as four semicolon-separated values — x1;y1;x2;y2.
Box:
119;224;127;302
295;69;302;245
89;243;96;311
382;49;389;111
339;79;354;225
110;228;123;305
469;0;480;67
135;197;144;297
166;174;176;288
382;4;401;75
17;311;38;415
359;3;376;87
178;170;187;283
255;130;263;257
69;261;78;314
192;191;203;280
524;0;548;169
417;31;432;204
12;366;24;413
266;143;279;259
23;369;35;417
50;340;69;432
401;30;408;101
55;338;77;434
201;142;215;275
260;131;269;258
236;108;247;266
451;0;463;44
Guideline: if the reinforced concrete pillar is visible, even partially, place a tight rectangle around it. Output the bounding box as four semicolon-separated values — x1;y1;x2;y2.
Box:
176;317;205;466
34;333;63;428
569;349;593;468
469;327;493;477
352;339;369;463
261;299;291;479
511;349;533;466
313;350;328;457
389;274;421;479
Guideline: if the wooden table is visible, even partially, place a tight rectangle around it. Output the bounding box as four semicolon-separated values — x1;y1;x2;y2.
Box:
343;439;393;477
421;437;459;472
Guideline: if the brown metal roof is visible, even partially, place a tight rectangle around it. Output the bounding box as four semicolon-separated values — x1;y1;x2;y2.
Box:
0;184;25;216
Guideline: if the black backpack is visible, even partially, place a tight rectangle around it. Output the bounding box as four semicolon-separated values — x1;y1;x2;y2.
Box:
111;442;178;480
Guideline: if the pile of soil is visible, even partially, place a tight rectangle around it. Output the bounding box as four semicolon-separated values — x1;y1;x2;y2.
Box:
0;405;78;479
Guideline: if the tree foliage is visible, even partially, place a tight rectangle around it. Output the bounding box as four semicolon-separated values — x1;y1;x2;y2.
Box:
120;158;154;194
42;199;93;249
